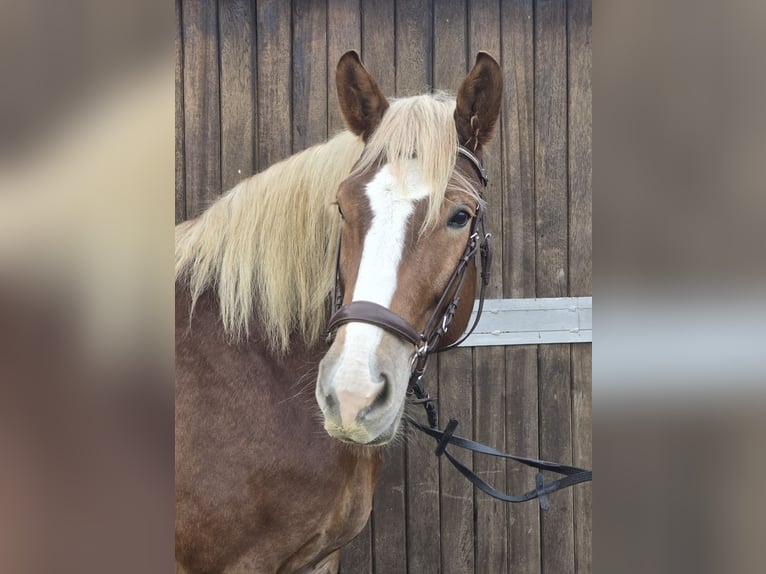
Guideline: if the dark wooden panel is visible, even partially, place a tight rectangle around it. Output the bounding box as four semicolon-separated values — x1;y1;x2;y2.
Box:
433;0;467;92
567;1;593;572
571;343;592;574
438;349;475;574
505;344;541;574
182;0;221;218
256;0;292;170
293;0;328;151
395;0;432;96
467;2;507;572
372;441;408;574
340;518;373;574
360;0;395;96
404;366;441;574
175;0;185;224
535;0;575;572
500;1;541;572
219;0;254;190
327;0;361;135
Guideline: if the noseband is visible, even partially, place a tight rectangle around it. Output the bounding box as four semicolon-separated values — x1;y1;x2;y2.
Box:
326;144;492;426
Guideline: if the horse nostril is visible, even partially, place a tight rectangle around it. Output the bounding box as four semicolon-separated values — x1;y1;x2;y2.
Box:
369;373;390;412
321;391;339;419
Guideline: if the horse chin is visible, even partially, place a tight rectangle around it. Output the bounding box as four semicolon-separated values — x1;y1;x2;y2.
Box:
323;403;404;447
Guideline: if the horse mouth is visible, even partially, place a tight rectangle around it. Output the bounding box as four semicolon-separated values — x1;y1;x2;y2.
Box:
324;415;400;446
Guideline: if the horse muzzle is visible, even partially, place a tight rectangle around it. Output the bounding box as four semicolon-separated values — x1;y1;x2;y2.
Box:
316;324;411;445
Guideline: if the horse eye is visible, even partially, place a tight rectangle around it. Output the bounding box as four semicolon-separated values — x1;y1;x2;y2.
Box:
336;203;344;219
448;209;471;228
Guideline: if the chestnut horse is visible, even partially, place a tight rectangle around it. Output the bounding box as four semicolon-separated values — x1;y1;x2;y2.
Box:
175;51;502;573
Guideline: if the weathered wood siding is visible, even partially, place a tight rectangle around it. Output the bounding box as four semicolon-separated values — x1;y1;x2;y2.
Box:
175;1;591;572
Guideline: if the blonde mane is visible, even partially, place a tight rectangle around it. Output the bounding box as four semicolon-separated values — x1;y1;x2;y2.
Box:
175;93;480;352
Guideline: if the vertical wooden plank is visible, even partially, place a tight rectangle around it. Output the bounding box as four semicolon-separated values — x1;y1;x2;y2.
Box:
432;7;473;573
340;518;373;574
256;0;292;171
182;0;221;218
403;363;440;574
293;0;328;151
535;1;575;573
570;342;591;574
327;6;368;574
567;1;592;572
327;0;361;135
395;0;432;96
372;440;407;574
467;2;507;572
359;7;402;571
360;0;395;96
437;349;475;574
175;0;186;223
432;0;467;92
219;0;254;191
500;0;541;572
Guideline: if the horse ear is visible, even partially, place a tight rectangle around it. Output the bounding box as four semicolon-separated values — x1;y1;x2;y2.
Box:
336;51;389;140
455;52;503;151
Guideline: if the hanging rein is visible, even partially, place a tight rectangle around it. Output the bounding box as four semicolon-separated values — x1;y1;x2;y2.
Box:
326;145;592;510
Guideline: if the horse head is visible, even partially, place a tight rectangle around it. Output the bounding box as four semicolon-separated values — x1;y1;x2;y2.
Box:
316;51;502;445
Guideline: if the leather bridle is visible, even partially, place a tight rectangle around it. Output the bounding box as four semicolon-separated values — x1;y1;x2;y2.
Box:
325;144;592;508
326;145;492;429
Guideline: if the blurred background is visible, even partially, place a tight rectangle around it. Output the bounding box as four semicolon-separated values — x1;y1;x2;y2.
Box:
0;1;174;572
0;0;764;572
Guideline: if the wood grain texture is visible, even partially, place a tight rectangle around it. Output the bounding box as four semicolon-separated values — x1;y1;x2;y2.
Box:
219;0;254;190
498;5;541;566
567;1;593;572
468;2;507;572
404;364;441;574
327;0;361;135
175;0;185;224
339;518;373;574
293;0;328;151
438;348;475;574
182;0;221;218
372;441;408;573
535;1;575;572
360;0;395;96
256;0;292;170
395;0;432;96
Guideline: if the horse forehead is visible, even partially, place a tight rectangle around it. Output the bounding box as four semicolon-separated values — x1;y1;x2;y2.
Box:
368;160;430;200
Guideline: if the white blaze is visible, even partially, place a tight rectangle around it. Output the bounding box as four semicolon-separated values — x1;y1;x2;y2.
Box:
333;161;430;412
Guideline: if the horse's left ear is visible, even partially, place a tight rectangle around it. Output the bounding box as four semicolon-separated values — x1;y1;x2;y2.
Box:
336;51;389;141
455;52;503;151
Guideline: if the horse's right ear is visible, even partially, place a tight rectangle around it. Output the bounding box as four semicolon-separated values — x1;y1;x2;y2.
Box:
336;51;389;141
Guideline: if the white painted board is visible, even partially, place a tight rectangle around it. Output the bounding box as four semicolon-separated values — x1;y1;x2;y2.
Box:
458;297;592;347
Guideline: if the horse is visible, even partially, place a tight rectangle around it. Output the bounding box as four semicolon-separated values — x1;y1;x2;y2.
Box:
175;51;502;573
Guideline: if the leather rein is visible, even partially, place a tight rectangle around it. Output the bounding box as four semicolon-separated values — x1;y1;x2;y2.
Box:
326;145;592;509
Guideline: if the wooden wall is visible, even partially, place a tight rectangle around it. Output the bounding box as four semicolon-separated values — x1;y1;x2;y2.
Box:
175;1;591;572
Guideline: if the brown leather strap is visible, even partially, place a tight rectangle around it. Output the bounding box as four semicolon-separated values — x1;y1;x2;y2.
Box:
327;300;422;346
